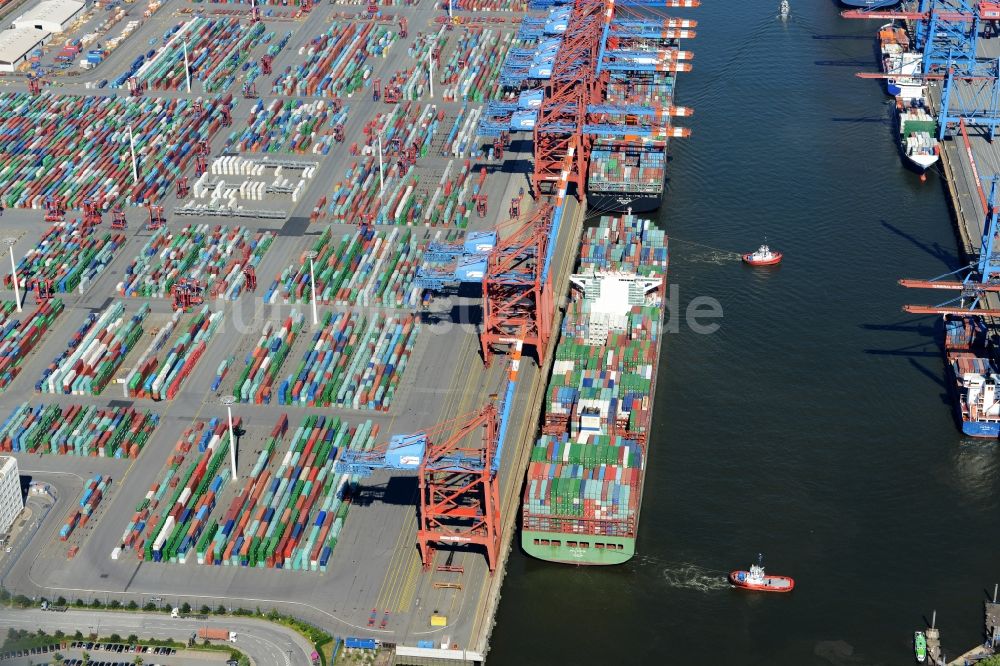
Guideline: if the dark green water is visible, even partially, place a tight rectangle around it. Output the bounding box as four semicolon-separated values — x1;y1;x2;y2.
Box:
490;3;1000;665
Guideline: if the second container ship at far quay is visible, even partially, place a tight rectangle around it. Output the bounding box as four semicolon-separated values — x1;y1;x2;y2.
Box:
520;213;667;565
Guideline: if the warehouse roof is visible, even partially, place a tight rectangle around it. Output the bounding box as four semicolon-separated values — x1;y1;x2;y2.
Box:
12;0;85;31
0;28;49;64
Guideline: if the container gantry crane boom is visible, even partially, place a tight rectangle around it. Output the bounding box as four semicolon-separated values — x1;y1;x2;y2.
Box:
334;330;525;572
900;175;1000;315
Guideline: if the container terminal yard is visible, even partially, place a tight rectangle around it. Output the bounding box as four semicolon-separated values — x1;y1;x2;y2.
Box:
0;0;696;660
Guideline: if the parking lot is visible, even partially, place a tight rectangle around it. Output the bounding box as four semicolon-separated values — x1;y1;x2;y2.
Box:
0;640;239;666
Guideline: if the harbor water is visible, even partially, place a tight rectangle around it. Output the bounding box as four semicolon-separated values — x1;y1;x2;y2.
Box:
490;2;1000;664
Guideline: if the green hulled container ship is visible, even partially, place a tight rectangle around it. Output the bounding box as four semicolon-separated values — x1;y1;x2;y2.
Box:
521;213;666;565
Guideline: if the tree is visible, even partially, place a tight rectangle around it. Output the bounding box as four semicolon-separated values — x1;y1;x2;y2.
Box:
215;604;227;615
51;652;63;665
81;652;90;665
73;630;83;640
108;633;122;643
238;654;250;666
74;599;84;608
127;634;138;644
133;656;143;666
180;602;191;614
109;600;121;609
143;602;156;612
55;597;66;606
200;604;211;615
6;627;16;641
126;600;138;610
53;629;64;639
89;599;101;609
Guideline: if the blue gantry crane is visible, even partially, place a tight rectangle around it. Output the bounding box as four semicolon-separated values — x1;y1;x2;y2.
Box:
333;332;526;572
900;175;1000;315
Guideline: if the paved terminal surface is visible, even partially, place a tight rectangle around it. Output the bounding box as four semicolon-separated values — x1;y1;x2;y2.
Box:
0;0;587;661
929;30;1000;256
0;606;314;665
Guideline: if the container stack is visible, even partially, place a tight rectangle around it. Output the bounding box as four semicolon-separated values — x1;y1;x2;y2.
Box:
119;224;274;300
0;93;229;209
0;403;158;456
450;0;528;10
40;302;148;396
121;420;214;555
401;27;511;102
232;312;305;404
6;220;126;295
144;417;239;563
185;157;316;207
61;475;111;540
229;99;350;155
127;18;269;93
266;226;423;307
139;413;379;571
273;311;418;410
0;299;64;391
272;22;395;98
124;306;223;400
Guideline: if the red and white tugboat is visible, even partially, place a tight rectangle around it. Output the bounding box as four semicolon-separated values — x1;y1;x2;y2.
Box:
730;554;795;593
742;243;783;266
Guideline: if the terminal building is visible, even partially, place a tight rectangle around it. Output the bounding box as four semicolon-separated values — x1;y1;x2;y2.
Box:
0;456;23;535
0;0;85;72
0;28;49;73
12;0;86;33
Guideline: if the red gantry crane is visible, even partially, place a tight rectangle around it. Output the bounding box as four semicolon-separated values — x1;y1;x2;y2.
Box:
335;330;526;573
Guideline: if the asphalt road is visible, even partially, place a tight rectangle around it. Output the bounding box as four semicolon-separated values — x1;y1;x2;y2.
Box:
0;608;314;666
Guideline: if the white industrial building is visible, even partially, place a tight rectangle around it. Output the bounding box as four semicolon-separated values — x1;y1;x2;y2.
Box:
12;0;85;33
0;27;49;73
0;456;23;536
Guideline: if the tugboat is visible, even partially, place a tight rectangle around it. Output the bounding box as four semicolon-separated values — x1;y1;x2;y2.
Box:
730;554;795;593
914;631;927;663
742;243;783;266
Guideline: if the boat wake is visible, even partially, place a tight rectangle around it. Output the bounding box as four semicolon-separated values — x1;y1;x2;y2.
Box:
660;563;730;592
680;250;740;265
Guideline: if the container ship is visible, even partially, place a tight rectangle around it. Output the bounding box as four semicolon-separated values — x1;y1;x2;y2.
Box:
878;23;922;100
875;22;941;171
898;101;940;171
944;314;1000;437
586;34;690;213
521;213;666;564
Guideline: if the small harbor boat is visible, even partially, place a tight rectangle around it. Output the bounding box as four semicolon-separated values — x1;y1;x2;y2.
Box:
914;630;927;663
742;244;783;266
779;0;789;19
730;555;794;592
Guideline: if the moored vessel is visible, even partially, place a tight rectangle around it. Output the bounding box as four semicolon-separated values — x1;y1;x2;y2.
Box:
914;631;927;663
944;314;1000;437
898;100;940;171
521;213;667;565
